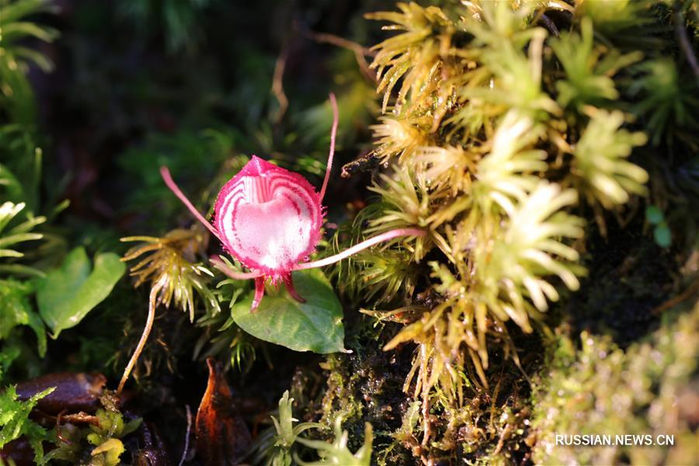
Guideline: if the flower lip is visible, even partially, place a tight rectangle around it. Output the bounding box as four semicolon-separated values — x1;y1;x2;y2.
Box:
212;156;324;279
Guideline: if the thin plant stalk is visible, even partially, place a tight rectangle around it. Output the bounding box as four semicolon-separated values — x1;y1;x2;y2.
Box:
117;280;162;395
319;93;339;202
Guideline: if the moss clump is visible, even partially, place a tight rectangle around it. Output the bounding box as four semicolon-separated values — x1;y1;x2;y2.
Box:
531;302;699;465
309;319;542;465
330;1;699;457
315;327;415;465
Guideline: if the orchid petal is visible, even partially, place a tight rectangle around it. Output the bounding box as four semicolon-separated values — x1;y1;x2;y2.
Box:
213;156;323;278
251;277;265;313
283;273;307;303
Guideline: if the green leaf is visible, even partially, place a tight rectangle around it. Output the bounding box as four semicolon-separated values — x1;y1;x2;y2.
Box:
0;279;46;356
653;224;671;248
231;269;346;354
36;247;125;338
645;205;664;225
0;385;55;463
0;345;20;383
296;418;373;466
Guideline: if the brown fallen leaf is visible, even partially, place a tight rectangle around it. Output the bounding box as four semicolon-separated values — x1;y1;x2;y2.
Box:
196;358;252;465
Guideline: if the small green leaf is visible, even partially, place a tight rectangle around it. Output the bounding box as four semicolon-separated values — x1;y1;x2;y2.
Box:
231;269;345;354
0;345;20;383
0;385;55;463
36;247;125;338
653;224;671;248
645;205;664;225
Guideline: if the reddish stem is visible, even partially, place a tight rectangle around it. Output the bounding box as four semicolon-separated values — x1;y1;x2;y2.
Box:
319;93;339;203
295;228;426;270
160;167;223;243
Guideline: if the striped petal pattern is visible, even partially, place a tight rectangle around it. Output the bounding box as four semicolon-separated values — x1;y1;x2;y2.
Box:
213;156;323;279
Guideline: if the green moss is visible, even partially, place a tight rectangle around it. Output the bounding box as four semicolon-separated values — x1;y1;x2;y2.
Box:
342;3;699;457
320;355;364;426
317;327;411;463
531;303;699;465
309;317;545;464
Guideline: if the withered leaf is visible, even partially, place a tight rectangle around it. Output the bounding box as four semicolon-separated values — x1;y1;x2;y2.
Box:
195;358;252;465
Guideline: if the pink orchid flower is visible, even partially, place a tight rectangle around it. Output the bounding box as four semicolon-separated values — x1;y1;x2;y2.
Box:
117;95;425;394
160;94;425;312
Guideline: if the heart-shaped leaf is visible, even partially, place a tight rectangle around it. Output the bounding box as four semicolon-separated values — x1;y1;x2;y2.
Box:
37;247;125;338
231;269;345;354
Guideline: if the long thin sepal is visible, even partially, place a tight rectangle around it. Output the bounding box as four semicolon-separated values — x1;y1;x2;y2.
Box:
210;255;263;280
251;277;266;313
319;93;339;203
160;166;223;242
283;273;306;303
295;228;426;270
